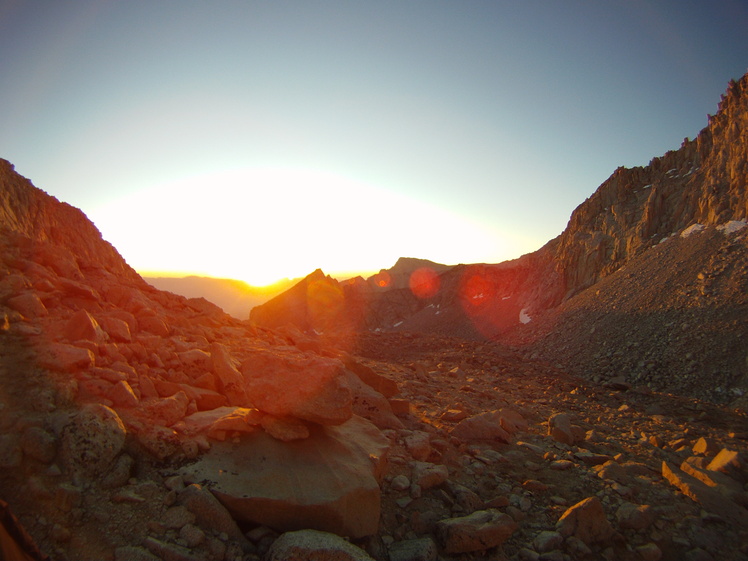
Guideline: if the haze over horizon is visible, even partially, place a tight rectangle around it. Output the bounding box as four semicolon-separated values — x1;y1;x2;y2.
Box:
1;2;747;286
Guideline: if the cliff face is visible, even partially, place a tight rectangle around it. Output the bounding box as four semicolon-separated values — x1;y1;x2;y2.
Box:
0;159;142;283
553;73;748;299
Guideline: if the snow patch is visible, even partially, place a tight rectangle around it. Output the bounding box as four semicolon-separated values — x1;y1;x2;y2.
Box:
680;224;705;238
642;184;652;189
717;220;747;235
393;321;403;328
519;308;532;324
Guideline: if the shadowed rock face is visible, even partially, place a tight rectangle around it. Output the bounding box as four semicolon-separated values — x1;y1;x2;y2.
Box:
552;76;748;300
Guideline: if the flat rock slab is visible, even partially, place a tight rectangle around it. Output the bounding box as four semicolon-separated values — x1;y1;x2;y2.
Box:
662;461;748;527
180;415;389;539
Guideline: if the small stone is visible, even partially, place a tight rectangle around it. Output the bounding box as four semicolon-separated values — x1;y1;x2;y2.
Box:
178;484;247;544
411;461;449;490
446;481;483;513
548;413;575;445
111;489;146;503
706;448;743;480
436;509;517;554
388;537;438;561
266;529;375;561
109;380;139;408
179;524;205;547
565;536;592;558
556;496;615;545
616;502;653;530
396;497;413;509
162;505;196;529
101;454;134;489
585;430;604;443
143;537;202;561
692;437;720;456
404;431;432;461
164;475;185;492
441;409;468;422
533;530;563;553
636;543;663;561
518;548;540;561
391;474;411;491
450;410;512;443
485;496;510;509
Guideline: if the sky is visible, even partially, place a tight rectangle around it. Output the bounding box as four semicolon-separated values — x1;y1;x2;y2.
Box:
1;1;747;286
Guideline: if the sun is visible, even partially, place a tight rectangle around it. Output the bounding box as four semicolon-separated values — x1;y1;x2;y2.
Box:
241;270;290;288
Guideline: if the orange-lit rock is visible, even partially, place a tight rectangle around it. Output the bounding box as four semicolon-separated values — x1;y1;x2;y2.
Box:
97;315;132;343
65;309;108;344
37;342;94;373
210;342;250;406
241;348;352;425
450;411;512;443
345;370;403;430
7;291;48;319
175;406;263;438
556;497;616;545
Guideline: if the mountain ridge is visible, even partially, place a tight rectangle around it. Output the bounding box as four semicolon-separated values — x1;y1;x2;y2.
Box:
250;72;748;406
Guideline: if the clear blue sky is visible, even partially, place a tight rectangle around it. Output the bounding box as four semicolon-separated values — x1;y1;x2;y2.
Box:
1;1;746;284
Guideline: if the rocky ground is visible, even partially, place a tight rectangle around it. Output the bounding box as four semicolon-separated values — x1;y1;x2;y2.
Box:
506;223;748;409
2;315;747;560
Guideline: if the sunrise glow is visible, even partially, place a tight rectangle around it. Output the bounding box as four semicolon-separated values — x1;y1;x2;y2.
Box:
88;167;507;286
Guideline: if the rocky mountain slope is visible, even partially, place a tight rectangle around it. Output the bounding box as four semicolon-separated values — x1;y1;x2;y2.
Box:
250;72;748;408
553;76;748;299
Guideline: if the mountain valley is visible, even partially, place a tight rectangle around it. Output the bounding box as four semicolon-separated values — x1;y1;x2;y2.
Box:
0;74;747;561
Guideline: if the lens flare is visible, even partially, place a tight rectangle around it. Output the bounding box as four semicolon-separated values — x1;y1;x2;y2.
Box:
457;265;522;338
409;267;440;299
372;270;392;288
